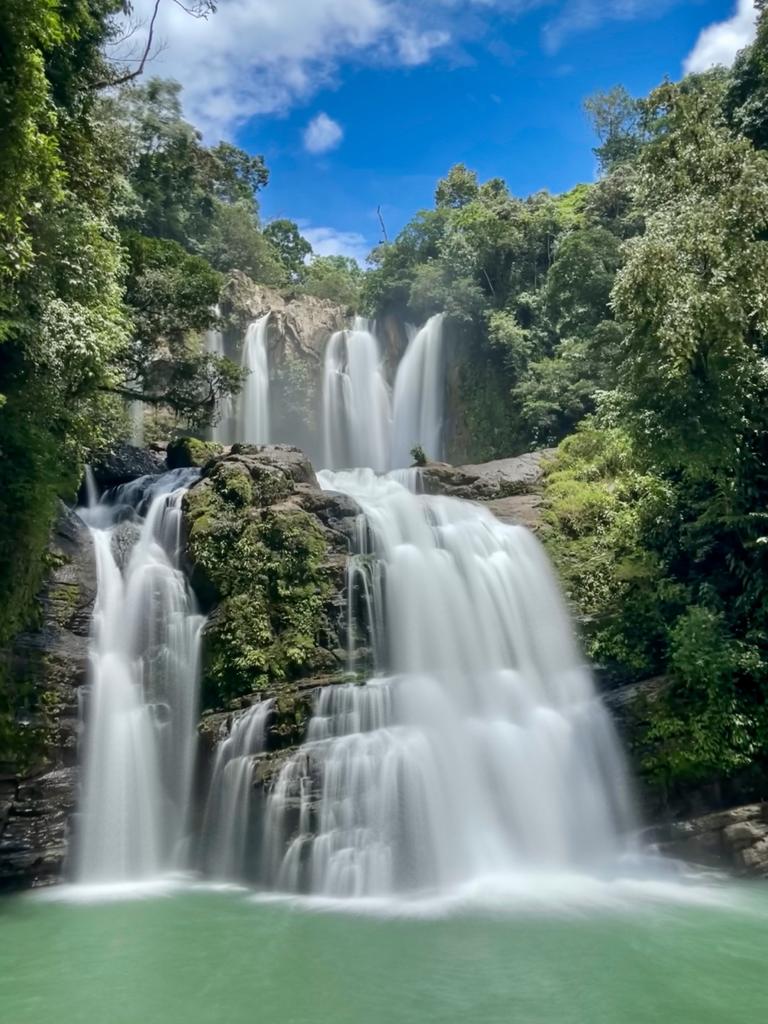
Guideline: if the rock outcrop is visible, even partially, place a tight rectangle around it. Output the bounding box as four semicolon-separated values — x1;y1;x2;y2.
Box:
0;503;95;889
649;804;768;876
183;444;360;712
419;449;554;529
218;275;350;461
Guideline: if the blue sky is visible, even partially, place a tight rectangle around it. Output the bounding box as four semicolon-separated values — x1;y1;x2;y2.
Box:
130;1;759;261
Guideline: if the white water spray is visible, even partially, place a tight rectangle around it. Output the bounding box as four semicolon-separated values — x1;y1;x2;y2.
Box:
75;470;203;883
321;314;447;471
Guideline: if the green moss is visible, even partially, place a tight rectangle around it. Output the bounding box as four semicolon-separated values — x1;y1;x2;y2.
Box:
167;435;223;469
185;459;334;709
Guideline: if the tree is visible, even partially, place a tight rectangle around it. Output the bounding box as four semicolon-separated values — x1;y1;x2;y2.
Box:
435;163;480;209
119;232;242;424
263;219;312;280
724;3;768;149
584;86;643;172
300;255;363;308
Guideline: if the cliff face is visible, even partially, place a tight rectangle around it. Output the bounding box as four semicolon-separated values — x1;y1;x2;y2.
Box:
0;504;95;889
219;275;348;463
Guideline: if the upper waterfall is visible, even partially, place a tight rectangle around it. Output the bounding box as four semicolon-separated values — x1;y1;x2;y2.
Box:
321;313;447;472
322;318;392;473
239;313;271;445
391;313;446;468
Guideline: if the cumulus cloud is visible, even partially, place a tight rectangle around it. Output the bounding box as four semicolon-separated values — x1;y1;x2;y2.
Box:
303;112;344;154
300;226;370;264
125;0;455;137
683;0;758;74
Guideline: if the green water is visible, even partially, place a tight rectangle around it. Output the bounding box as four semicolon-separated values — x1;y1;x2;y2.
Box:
2;881;767;1023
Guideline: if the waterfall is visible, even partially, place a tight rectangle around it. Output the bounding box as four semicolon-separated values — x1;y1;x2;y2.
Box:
262;469;634;897
128;400;145;447
239;314;271;444
202;700;273;881
322;318;392;472
320;314;446;472
204;312;234;445
391;313;446;467
75;469;203;884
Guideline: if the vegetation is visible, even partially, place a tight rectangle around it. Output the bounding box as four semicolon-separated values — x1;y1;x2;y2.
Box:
184;453;334;708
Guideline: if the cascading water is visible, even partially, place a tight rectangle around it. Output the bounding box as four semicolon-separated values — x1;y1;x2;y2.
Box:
201;700;273;881
391;313;446;467
239;313;271;444
75;469;203;884
322;318;392;472
263;469;635;898
320;313;446;472
204;311;235;445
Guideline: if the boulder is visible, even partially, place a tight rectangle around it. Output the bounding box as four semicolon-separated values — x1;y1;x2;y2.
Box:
184;445;359;713
420;450;554;501
90;442;166;489
166;436;223;469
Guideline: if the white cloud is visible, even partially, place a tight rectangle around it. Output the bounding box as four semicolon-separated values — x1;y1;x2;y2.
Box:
683;0;758;74
301;226;370;264
124;0;456;137
543;1;673;52
303;112;344;154
396;28;451;65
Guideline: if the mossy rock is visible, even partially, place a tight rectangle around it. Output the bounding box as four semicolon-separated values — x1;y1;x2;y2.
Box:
167;436;223;469
184;448;338;710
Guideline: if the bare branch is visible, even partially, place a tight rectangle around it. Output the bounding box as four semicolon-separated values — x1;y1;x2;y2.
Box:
377;205;389;244
94;0;162;89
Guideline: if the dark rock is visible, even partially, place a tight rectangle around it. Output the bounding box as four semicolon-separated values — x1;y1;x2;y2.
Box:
0;768;77;888
0;503;95;888
229;443;317;486
90;443;166;489
484;494;544;531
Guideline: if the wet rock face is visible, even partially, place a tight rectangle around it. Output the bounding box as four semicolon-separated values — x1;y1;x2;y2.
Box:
0;504;95;889
90;442;166;489
648;804;768;877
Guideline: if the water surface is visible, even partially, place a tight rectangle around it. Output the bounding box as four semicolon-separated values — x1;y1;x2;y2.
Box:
2;881;766;1024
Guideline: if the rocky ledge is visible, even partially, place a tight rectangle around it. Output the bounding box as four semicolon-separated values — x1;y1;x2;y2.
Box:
649;804;768;876
419;449;554;529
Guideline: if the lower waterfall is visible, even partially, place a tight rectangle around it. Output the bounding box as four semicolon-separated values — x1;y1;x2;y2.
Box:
260;469;635;898
201;700;273;881
75;469;203;883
